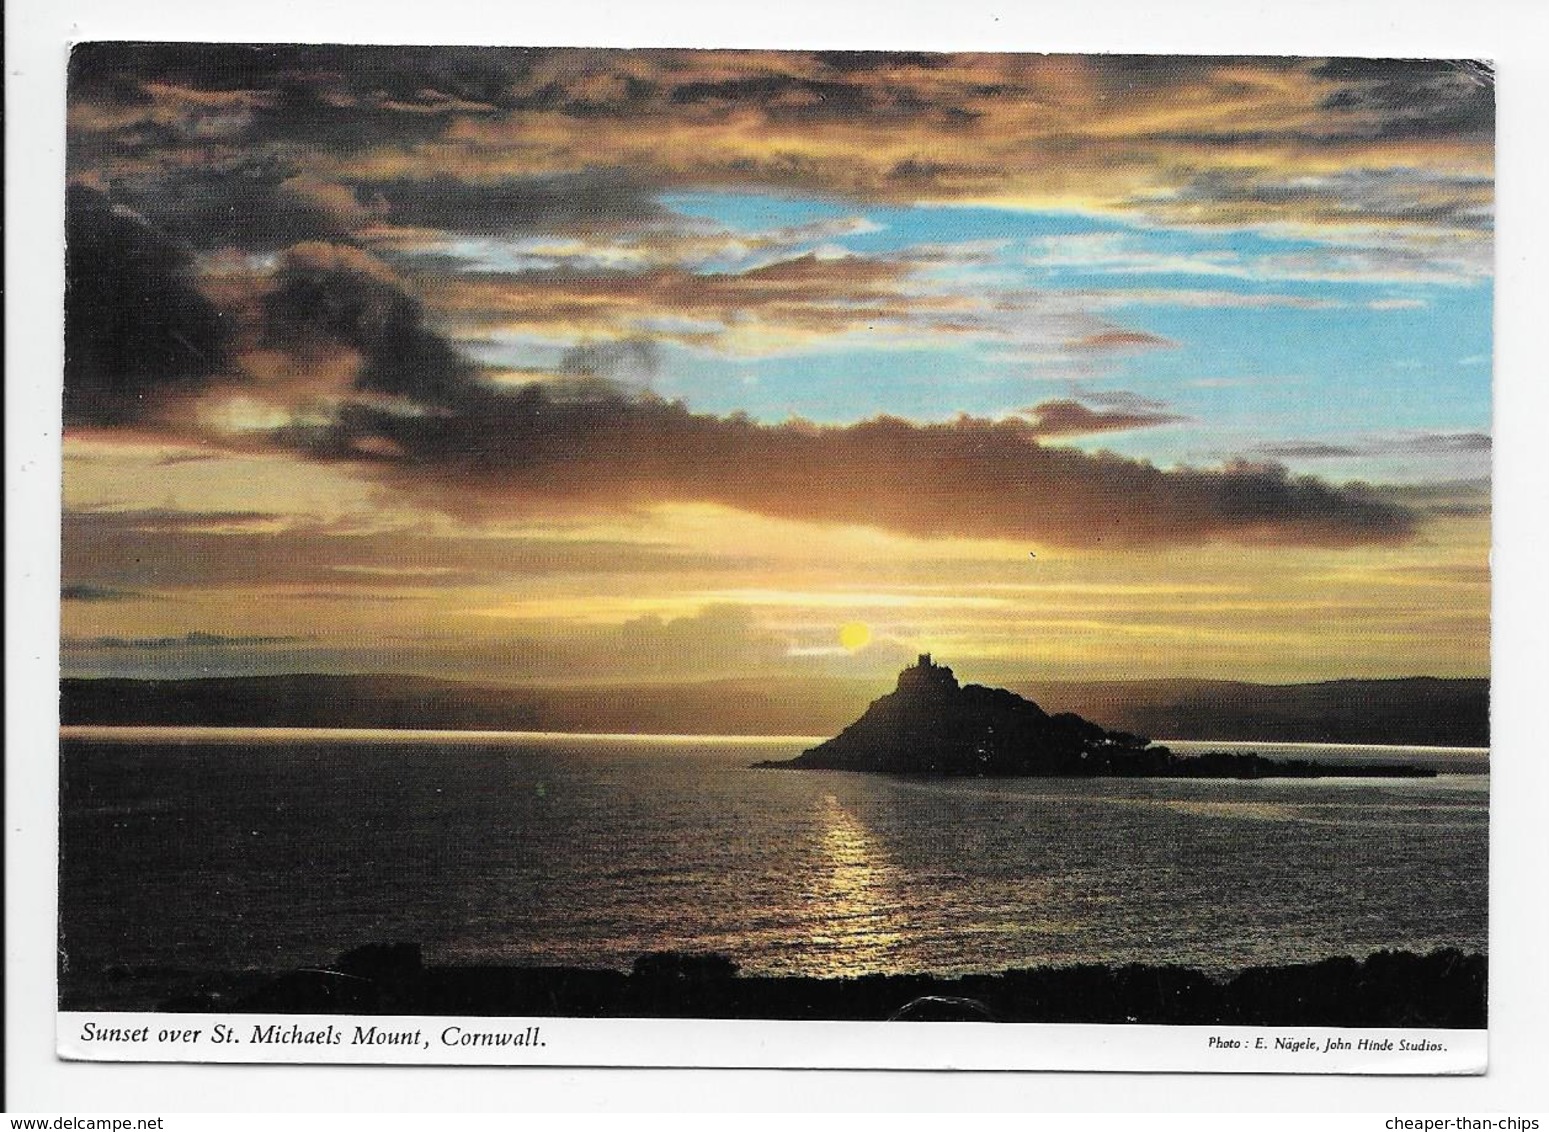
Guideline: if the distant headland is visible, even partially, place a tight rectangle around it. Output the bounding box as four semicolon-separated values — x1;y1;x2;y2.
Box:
756;655;1436;779
59;671;1488;746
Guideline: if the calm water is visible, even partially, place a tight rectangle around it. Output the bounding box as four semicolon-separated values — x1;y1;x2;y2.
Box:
59;729;1488;1006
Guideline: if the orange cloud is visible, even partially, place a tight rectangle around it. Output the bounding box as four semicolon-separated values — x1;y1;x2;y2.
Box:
418;253;936;348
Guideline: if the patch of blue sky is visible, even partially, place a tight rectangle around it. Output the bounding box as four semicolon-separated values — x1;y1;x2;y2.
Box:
661;190;1113;252
663;193;1490;349
549;190;1492;473
846;204;1116;253
1106;296;1491;438
1025;259;1482;293
634;293;1489;441
649;332;1484;483
962;223;1484;290
1018;260;1448;294
660;188;1413;266
1005;220;1344;270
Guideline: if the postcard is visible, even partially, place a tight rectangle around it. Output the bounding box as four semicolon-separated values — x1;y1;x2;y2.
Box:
56;45;1492;1073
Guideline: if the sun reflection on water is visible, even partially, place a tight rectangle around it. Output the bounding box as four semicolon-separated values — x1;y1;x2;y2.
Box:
803;793;908;974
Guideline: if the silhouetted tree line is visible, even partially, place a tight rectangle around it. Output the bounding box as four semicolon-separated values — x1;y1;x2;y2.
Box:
159;943;1485;1028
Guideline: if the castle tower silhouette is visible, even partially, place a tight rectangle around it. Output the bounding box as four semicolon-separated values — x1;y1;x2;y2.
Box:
897;652;959;694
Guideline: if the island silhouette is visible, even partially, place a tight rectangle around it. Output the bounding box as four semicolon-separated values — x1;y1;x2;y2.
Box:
756;655;1434;778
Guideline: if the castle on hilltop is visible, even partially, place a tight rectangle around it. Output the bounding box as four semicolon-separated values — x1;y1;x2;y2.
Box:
763;652;1437;781
896;652;960;694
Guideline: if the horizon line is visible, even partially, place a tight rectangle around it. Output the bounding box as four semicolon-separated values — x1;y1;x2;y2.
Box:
58;724;1489;754
58;670;1493;687
59;725;832;745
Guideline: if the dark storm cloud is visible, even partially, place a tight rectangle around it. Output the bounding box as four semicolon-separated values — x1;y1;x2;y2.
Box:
104;163;367;251
360;171;668;236
1254;432;1490;460
1094;55;1297;81
283;379;1416;549
1091;57;1491;146
1402;432;1491;454
1256;441;1364;459
1385;480;1491;517
812;51;949;73
558;338;662;386
667;74;879;122
885;157;995;185
69;42;525;149
1313;58;1494;140
261;242;474;402
1068;330;1178;353
1026;399;1187;438
64;185;231;425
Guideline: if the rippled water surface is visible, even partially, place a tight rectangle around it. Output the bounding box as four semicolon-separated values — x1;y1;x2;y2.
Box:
60;731;1488;997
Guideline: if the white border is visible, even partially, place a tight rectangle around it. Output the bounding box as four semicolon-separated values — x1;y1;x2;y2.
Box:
8;0;1549;1112
56;1015;1487;1075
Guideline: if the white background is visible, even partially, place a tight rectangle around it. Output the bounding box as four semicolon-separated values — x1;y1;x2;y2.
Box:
7;0;1548;1112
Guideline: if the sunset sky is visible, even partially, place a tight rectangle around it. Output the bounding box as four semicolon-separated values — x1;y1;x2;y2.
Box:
60;47;1492;686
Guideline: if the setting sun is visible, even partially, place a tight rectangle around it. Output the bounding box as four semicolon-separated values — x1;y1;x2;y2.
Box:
838;622;873;652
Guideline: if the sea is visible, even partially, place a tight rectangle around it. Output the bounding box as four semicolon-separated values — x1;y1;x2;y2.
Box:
58;729;1489;1010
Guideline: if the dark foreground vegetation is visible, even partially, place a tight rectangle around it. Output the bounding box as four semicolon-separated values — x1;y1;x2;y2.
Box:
142;944;1485;1028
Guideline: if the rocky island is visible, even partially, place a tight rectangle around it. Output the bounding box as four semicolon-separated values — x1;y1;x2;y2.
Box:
756;655;1434;779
